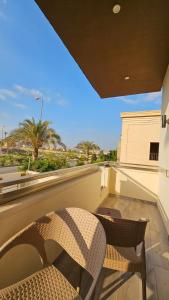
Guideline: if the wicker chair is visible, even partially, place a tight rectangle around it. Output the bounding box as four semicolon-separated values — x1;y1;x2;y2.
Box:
0;208;106;300
95;214;148;300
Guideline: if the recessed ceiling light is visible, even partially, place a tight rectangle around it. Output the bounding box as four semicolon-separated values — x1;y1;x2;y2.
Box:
112;4;121;14
124;76;130;80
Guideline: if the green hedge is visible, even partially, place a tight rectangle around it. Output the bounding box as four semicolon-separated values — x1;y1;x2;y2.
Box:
19;156;69;172
0;154;29;167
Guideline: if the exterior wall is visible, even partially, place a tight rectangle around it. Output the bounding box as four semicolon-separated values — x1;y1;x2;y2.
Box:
109;166;159;203
158;66;169;234
0;166;110;288
120;111;161;166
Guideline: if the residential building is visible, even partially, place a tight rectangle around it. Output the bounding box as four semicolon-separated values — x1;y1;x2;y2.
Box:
120;110;161;166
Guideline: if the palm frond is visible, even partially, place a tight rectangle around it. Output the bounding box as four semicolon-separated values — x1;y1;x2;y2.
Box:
7;118;65;159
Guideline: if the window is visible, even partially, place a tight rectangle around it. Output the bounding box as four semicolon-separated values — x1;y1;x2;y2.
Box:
149;142;159;161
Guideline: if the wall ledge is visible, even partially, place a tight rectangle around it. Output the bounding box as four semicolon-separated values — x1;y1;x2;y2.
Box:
0;165;100;205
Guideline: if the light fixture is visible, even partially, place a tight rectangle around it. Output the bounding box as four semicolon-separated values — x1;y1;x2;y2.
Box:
124;76;130;80
112;4;121;14
35;96;41;101
161;115;169;128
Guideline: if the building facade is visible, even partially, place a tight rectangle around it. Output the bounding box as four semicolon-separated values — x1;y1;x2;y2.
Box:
119;110;161;166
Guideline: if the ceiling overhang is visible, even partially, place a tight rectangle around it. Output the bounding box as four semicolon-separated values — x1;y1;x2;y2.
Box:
35;0;169;98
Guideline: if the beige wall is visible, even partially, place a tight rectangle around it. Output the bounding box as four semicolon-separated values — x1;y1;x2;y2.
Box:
120;111;161;166
109;166;159;203
158;66;169;234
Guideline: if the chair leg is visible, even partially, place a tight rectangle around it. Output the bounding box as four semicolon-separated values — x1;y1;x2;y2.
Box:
141;272;147;300
92;287;96;300
141;241;147;300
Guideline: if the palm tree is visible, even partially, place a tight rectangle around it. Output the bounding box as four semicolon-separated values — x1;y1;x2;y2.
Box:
76;141;100;160
7;118;64;161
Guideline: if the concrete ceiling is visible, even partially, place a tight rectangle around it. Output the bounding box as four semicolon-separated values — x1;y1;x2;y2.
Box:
36;0;169;98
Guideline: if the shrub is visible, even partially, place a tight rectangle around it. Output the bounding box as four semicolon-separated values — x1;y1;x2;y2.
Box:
106;150;117;161
95;150;117;163
98;150;105;162
0;154;29;167
91;153;97;163
76;155;86;166
19;156;69;172
76;160;84;166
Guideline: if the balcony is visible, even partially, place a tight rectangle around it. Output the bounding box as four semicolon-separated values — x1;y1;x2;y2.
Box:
1;1;169;298
149;153;159;161
0;163;168;299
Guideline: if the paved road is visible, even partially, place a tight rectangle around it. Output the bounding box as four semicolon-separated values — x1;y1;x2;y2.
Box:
0;166;18;174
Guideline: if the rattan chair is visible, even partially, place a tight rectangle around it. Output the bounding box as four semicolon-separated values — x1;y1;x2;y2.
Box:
95;213;148;300
0;208;106;300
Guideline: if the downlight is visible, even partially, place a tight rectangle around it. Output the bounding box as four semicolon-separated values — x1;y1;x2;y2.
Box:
112;4;121;14
124;76;130;80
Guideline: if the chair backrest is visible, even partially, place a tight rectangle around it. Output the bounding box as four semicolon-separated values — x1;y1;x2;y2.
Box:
36;208;106;280
95;214;148;247
0;208;106;300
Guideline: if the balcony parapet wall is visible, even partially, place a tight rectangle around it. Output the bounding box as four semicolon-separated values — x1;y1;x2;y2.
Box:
0;164;101;204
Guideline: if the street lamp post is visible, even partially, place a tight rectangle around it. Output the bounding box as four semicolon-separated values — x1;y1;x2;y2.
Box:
1;126;4;140
35;96;44;121
0;125;5;154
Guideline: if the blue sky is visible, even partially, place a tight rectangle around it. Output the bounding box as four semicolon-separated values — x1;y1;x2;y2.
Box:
0;0;162;149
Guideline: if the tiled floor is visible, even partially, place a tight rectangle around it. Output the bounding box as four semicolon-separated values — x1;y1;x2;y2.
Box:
94;195;169;300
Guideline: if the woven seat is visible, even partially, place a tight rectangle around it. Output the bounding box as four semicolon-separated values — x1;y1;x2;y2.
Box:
0;208;106;300
0;265;82;300
95;213;148;300
104;245;143;273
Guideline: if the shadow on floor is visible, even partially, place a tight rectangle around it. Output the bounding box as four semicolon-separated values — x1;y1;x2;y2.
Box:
94;269;135;300
96;207;122;218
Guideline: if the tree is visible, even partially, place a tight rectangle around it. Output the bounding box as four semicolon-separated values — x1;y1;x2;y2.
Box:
76;141;100;160
109;150;117;161
98;150;105;162
91;153;97;163
7;118;63;161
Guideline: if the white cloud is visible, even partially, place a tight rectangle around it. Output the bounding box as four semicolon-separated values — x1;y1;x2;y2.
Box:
14;84;55;104
14;103;27;109
144;91;161;102
14;84;42;99
120;97;139;105
0;84;67;110
57;98;68;107
14;85;68;107
54;92;68;107
119;91;162;105
0;88;16;100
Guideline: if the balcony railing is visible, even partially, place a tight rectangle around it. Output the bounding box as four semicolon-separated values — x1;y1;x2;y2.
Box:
149;152;159;161
0;164;101;204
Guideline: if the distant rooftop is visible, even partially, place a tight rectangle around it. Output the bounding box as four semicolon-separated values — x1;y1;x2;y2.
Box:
121;110;161;118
